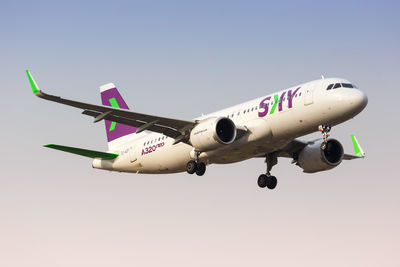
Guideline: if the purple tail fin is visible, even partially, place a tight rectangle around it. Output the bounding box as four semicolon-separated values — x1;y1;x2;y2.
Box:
100;83;137;143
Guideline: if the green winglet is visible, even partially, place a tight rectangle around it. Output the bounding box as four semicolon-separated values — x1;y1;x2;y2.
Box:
44;144;119;160
26;70;39;94
351;134;364;157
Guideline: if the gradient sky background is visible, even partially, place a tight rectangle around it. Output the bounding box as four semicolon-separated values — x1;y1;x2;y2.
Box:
1;0;399;266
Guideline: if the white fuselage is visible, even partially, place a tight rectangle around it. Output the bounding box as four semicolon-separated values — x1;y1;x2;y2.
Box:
92;78;367;174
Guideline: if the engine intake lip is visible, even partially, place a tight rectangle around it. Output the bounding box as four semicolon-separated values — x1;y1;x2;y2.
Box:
322;139;344;165
215;117;236;144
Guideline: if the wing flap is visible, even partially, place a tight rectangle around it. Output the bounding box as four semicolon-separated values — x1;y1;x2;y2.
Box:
36;89;194;130
82;110;183;139
44;144;119;160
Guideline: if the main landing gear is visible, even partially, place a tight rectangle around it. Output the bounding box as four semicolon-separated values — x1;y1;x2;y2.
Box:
318;124;332;150
186;152;206;176
257;153;278;190
186;160;206;176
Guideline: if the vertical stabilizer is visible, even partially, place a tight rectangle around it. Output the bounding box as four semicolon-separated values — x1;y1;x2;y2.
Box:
100;83;137;148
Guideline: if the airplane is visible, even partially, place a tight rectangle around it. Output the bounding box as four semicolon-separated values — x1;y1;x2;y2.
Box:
27;70;368;190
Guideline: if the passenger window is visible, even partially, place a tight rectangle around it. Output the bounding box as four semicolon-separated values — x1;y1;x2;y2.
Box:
333;83;341;89
327;84;334;90
299;92;302;96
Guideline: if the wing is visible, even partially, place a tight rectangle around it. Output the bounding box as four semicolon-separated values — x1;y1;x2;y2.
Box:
278;134;365;160
27;70;196;143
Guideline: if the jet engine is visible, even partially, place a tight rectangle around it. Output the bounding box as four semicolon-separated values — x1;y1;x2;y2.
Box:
297;139;344;173
189;117;237;151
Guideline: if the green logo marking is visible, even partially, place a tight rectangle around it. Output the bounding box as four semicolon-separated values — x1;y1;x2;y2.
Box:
351;134;363;156
269;94;279;114
108;98;120;132
26;70;39;94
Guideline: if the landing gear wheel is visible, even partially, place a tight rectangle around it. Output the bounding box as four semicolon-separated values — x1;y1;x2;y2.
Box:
266;176;277;190
258;153;279;189
186;160;197;174
320;142;327;150
195;162;206;176
257;174;268;188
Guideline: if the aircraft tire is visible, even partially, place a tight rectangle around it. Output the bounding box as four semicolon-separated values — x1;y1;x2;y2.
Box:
195;162;206;176
266;176;277;190
257;174;268;188
321;142;326;150
186;160;197;174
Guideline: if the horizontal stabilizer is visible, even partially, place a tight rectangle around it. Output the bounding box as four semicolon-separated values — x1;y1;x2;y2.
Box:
44;144;118;160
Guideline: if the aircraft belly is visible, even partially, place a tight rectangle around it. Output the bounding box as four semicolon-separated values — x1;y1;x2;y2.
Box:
136;142;192;174
204;138;281;164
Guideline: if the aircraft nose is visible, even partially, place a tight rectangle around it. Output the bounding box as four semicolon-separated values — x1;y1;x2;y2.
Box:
348;89;368;114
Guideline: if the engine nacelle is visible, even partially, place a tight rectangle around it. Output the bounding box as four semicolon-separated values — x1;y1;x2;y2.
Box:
190;117;237;151
297;139;344;173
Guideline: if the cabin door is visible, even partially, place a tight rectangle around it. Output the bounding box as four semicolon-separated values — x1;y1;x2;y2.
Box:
304;85;314;106
129;146;137;163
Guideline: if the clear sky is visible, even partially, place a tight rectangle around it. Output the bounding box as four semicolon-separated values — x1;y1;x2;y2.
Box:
1;0;399;266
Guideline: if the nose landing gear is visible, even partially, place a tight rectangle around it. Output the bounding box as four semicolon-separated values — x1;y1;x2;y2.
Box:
257;153;278;190
318;125;331;150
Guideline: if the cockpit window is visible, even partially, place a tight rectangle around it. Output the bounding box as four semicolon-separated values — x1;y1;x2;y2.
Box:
327;82;357;90
333;83;341;89
342;83;354;88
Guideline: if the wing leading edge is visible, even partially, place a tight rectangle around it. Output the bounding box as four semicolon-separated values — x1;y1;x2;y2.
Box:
27;70;196;142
